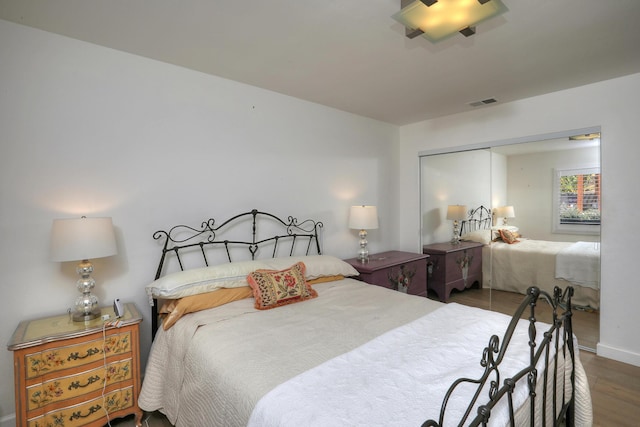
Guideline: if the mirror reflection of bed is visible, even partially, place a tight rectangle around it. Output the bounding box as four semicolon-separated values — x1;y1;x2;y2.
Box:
420;129;601;351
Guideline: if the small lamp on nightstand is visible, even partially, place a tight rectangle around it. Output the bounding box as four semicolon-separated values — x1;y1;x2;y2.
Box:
50;217;117;322
494;205;515;226
446;205;467;245
349;205;379;263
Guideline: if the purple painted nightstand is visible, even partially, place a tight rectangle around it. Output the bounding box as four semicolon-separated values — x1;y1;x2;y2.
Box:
422;241;483;302
343;250;429;297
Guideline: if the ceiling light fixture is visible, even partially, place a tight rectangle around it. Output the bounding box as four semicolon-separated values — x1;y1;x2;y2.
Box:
393;0;508;43
569;133;601;141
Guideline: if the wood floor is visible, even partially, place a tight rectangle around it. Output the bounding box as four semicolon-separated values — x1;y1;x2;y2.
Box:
444;287;599;350
112;288;640;426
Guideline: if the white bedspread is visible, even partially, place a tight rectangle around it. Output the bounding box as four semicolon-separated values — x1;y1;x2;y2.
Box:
555;241;600;289
139;278;591;427
139;279;443;426
248;303;592;427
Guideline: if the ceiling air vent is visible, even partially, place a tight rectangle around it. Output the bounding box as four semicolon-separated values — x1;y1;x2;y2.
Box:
468;98;497;107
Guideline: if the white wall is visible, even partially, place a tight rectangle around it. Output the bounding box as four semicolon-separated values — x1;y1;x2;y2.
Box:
0;20;400;423
399;72;640;368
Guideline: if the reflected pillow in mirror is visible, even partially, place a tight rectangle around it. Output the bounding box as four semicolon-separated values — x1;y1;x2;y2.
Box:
461;230;492;245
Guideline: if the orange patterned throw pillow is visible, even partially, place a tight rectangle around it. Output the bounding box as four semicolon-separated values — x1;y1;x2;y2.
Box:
247;262;318;310
498;228;519;244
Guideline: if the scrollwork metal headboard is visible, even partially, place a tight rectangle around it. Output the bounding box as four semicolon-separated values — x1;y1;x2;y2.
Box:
150;209;323;335
460;205;492;236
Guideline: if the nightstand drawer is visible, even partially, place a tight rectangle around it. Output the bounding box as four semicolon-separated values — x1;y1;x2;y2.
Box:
24;331;132;379
26;358;133;410
27;386;135;427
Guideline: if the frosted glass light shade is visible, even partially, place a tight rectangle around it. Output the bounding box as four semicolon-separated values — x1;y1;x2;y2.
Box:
348;206;379;230
393;0;508;43
50;217;117;262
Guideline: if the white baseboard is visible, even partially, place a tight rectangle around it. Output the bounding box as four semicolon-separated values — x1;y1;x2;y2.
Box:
0;413;15;427
597;342;640;367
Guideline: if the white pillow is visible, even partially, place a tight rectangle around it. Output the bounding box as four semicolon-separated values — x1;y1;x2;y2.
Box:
491;225;519;233
146;259;270;300
461;229;492;245
145;255;358;300
260;255;359;280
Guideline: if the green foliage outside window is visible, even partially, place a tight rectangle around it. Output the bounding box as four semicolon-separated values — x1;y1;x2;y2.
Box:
559;173;601;223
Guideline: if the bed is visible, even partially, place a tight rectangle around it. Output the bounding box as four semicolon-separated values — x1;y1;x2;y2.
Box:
138;209;592;426
460;206;600;310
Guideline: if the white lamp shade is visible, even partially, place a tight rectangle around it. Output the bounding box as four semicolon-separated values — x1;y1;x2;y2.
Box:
446;205;467;221
50;217;117;262
348;206;379;230
495;206;515;218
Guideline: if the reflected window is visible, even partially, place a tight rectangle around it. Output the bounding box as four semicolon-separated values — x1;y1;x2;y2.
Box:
553;167;600;234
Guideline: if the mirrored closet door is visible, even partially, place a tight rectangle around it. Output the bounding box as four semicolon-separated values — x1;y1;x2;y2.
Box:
419;129;601;351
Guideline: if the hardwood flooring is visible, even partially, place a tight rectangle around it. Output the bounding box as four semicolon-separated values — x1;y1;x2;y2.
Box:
580;351;640;426
443;287;600;351
112;289;639;426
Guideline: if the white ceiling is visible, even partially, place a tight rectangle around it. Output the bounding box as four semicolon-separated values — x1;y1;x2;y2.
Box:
1;0;640;125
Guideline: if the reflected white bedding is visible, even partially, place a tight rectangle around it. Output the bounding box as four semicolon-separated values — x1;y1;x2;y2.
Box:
556;241;600;288
483;239;600;309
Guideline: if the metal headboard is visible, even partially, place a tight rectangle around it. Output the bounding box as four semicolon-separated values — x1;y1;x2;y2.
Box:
460;205;492;236
150;209;323;335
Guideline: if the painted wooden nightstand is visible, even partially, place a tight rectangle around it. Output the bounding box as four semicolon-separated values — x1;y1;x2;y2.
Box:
7;302;143;427
422;241;483;302
343;250;429;297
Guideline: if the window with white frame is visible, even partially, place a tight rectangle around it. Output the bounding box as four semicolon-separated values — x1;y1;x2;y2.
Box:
552;167;600;234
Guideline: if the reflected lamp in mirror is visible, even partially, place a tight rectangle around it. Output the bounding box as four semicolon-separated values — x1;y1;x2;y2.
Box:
392;0;508;43
50;217;117;322
348;205;379;263
494;205;515;226
446;205;467;245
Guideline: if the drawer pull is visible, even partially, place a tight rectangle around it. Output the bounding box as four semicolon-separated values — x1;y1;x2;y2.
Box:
69;404;101;420
68;375;101;390
67;347;101;361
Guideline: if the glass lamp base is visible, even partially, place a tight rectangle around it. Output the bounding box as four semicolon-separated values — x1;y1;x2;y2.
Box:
73;260;100;322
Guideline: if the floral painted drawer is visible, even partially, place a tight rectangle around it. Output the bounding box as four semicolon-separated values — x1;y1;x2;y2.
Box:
27;386;135;427
24;331;131;379
8;303;143;427
27;358;133;410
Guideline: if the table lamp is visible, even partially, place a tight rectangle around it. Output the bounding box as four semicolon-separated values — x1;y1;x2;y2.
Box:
446;205;467;245
495;206;515;226
50;217;117;321
348;205;379;263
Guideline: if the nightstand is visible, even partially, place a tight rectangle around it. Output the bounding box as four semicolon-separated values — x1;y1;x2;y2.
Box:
422;241;483;302
344;250;429;297
8;303;143;427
